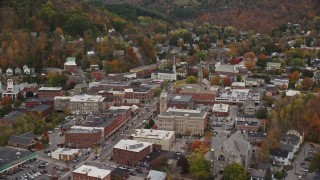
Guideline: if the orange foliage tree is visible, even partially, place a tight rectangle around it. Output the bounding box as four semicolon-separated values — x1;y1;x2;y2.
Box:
223;76;232;86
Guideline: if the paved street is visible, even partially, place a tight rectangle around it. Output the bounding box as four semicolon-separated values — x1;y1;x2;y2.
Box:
59;97;159;179
286;142;319;180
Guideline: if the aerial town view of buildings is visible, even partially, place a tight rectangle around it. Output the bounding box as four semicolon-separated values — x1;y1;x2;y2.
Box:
0;0;320;180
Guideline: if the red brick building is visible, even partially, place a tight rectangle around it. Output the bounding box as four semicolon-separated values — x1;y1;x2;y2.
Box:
25;99;41;109
29;104;53;118
65;129;102;148
38;87;64;99
113;139;153;166
73;165;111;180
176;84;216;105
83;106;132;138
64;57;77;73
235;121;259;132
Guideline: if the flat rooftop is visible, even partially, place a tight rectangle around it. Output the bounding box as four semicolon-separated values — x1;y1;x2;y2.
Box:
164;107;206;117
38;87;62;91
113;139;152;152
0;147;37;173
53;148;79;155
132;129;175;140
166;94;192;103
70;94;105;102
212;104;229;112
73;165;111;178
67;128;101;134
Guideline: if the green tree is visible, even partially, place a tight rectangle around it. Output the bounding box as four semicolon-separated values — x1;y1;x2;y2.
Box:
188;152;210;179
13;100;22;108
256;58;267;69
264;168;272;180
223;163;247;180
154;87;162;96
149;119;155;128
274;171;283;180
256;108;268;119
144;123;151;129
236;74;243;82
185;76;197;84
309;153;320;172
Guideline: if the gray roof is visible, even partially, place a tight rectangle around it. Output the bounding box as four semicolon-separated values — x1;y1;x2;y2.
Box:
248;131;267;138
75;82;88;89
2;111;24;122
270;149;289;158
280;134;300;146
257;162;272;171
223;131;251;157
67;129;101;134
8;135;35;146
250;169;266;179
0;147;36;172
158;69;174;74
280;143;294;152
243;97;255;106
21;132;36;139
30;104;52;112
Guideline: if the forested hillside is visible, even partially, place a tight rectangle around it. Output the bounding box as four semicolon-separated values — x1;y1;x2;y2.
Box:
0;0;170;71
140;0;319;34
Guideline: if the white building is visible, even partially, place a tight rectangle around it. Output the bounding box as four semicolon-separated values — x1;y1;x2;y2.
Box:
212;103;229;116
51;148;80;161
54;94;107;115
272;79;289;88
73;165;111;180
266;62;281;70
147;170;167;180
131;129;175;151
215;88;260;104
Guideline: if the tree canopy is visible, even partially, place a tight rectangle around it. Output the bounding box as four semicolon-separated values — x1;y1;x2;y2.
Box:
223;163;247;180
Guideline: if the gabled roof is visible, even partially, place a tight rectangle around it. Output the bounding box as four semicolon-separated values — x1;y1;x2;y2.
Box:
21;132;36;139
223;131;251;157
270;149;289;158
8;135;35;146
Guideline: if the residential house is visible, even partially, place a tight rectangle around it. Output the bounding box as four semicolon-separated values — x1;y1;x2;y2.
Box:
222;131;252;169
280;130;302;154
147;170;167;180
250;169;266;180
269;149;292;165
6;68;13;76
266;62;281;71
14;67;22;75
245;78;261;87
113;50;125;57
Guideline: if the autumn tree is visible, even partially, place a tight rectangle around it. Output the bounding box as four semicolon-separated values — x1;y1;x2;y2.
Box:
245;60;256;71
244;51;256;60
280;83;286;90
150;156;167;171
223;76;232;86
302;77;313;90
210;75;221;85
289;70;300;82
191;140;201;152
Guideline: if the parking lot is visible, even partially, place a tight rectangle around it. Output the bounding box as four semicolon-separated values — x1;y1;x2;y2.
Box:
1;158;68;180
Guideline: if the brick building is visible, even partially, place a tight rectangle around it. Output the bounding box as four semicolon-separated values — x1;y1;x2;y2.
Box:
29;104;53;118
113;139;153;166
235;120;259;132
82;106;132;138
65;129;102;148
38;87;64;99
176;84;216;105
64;57;77;73
212;103;229;117
73;165;111;180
